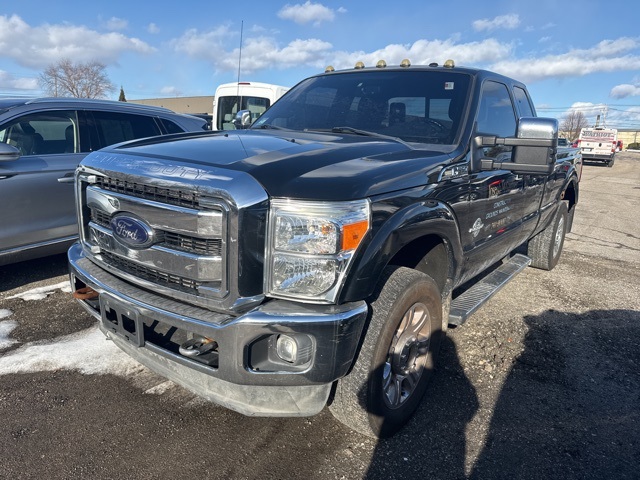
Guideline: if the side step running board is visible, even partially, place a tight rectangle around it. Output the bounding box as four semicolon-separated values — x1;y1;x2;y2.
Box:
448;254;531;326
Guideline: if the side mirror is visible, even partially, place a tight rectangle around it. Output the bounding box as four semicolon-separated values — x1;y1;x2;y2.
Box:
0;142;21;162
477;117;559;175
232;110;253;129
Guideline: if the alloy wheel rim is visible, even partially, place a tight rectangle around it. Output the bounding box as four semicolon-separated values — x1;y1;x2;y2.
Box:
553;215;565;258
382;302;431;409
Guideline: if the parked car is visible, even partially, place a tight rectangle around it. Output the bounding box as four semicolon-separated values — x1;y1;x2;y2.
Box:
0;97;208;266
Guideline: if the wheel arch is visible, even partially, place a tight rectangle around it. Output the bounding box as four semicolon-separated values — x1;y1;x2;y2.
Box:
340;200;463;303
561;175;579;232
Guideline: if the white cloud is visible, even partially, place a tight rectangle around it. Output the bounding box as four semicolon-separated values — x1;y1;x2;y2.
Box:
105;16;128;31
488;38;640;83
172;24;515;75
610;83;640;98
0;14;154;70
278;1;338;25
171;22;639;87
171;25;232;63
328;38;514;72
0;70;38;91
147;23;160;34
160;86;182;96
173;25;333;73
473;14;520;32
220;37;333;72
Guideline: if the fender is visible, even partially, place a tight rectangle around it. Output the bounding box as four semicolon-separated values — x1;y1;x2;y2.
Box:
340;199;464;303
534;166;580;239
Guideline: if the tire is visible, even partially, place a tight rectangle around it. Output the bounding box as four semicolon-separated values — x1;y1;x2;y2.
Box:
607;156;615;167
527;201;568;271
329;266;443;438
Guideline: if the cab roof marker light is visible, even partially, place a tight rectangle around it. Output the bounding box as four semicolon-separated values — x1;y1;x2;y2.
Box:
354;61;365;69
376;60;387;68
400;59;411;68
444;59;455;68
325;65;335;73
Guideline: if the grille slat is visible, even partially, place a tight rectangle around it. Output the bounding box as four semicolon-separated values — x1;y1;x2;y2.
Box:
101;251;202;293
96;176;202;209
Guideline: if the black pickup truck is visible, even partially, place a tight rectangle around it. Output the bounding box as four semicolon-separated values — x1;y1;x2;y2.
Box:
68;60;579;438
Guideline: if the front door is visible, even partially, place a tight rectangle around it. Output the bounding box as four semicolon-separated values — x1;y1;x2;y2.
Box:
0;110;82;254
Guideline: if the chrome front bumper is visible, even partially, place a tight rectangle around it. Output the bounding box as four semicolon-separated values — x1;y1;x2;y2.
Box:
68;242;369;416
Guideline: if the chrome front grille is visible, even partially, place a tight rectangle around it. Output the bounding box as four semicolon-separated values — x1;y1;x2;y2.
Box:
76;152;270;314
81;176;228;308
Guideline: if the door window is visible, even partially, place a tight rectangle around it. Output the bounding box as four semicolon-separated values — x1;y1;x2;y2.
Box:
90;111;162;149
477;81;517;160
0;111;78;155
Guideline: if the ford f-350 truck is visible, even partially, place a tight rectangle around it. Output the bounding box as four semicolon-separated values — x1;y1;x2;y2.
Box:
69;60;579;438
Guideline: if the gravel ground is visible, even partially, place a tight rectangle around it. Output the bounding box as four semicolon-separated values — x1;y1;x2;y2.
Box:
0;152;638;480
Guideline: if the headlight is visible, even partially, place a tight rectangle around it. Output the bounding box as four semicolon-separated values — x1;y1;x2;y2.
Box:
266;199;370;303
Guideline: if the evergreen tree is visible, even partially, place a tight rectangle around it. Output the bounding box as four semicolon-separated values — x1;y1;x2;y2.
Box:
118;86;127;102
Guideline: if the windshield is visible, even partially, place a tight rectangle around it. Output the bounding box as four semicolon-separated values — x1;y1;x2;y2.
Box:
252;70;471;145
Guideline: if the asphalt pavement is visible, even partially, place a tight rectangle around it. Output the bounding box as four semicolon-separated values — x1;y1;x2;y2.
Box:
1;152;639;480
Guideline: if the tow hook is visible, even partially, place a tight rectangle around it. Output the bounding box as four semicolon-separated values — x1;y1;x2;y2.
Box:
73;287;99;300
179;337;218;357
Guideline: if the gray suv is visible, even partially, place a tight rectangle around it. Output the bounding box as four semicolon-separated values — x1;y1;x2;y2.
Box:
0;97;208;266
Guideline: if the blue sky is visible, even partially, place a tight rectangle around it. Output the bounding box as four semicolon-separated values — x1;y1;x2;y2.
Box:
1;0;639;130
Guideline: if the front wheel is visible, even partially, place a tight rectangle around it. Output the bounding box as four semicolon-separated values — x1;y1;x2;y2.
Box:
527;201;568;270
329;267;443;438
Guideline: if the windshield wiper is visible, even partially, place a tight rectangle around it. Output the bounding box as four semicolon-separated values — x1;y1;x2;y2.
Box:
327;126;411;147
255;124;288;130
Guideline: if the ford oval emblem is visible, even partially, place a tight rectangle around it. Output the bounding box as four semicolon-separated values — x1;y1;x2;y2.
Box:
110;214;155;249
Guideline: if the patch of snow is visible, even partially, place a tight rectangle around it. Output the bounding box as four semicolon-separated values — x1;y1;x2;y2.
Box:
6;281;72;301
0;308;13;320
144;381;176;395
0;324;146;377
0;320;18;349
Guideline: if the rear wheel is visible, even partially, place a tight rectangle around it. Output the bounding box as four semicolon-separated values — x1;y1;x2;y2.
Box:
527;201;568;270
329;267;443;438
607;156;615;167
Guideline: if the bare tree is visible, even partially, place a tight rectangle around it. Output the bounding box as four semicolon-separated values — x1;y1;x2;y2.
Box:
39;59;115;99
560;111;589;141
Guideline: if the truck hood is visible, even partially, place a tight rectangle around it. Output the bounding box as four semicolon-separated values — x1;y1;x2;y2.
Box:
98;130;453;200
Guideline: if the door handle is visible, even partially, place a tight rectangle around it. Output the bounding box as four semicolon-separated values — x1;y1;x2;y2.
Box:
57;175;75;184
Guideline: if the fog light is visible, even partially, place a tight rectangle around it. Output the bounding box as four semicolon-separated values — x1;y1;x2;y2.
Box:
276;335;297;363
275;334;313;365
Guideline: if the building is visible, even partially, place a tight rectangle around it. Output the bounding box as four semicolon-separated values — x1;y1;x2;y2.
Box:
617;129;640;149
128;96;213;116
